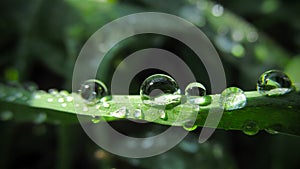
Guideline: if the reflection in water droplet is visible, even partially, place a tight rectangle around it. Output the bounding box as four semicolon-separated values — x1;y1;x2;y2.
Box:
91;116;101;124
183;120;198;131
111;107;127;118
159;110;167;120
0;110;13;121
257;70;292;96
242;120;259;136
220;87;247;110
79;79;108;104
34;113;47;124
185;82;206;96
140;74;181;109
134;109;143;119
212;4;224;17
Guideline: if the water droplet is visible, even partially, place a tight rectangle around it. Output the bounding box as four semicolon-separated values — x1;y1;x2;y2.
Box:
23;82;38;92
220;87;247;111
0;110;13;121
265;124;281;134
211;4;224;17
34;113;47;124
79;79;108;104
185;82;206;96
47;98;54;103
48;89;59;96
242;120;259;136
140;74;181;109
183;120;198;131
111;107;127;118
82;106;89;112
15;92;23;98
61;103;67;107
58;98;65;103
59;90;69;96
66;96;73;102
91;116;101;124
257;70;292;96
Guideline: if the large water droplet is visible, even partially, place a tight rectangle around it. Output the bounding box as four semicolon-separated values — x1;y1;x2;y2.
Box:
257;70;292;96
242;120;259;136
220;87;247;110
185;82;206;96
140;74;181;108
79;79;108;104
183;120;198;131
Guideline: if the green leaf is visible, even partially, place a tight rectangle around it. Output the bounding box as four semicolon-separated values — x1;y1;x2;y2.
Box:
0;84;299;136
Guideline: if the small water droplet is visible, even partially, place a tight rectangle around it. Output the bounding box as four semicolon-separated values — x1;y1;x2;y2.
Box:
79;79;108;104
242;120;259;136
220;87;247;111
47;98;54;103
212;4;224;17
34;113;47;124
91;116;101;124
48;89;59;96
66;96;73;102
185;82;206;96
140;74;181;109
58;98;65;103
265;124;281;134
257;70;292;96
83;106;89;112
23;82;38;92
0;110;13;121
59;90;69;96
61;103;67;107
183;120;198;131
111;107;127;118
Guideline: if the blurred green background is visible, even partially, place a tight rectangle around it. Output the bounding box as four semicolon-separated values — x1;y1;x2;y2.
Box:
0;0;300;168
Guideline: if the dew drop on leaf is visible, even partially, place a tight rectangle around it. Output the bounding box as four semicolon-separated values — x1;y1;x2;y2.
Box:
242;120;259;136
185;82;206;96
257;70;292;96
140;74;181;109
79;79;108;104
134;109;143;119
220;87;247;110
158;110;167;120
